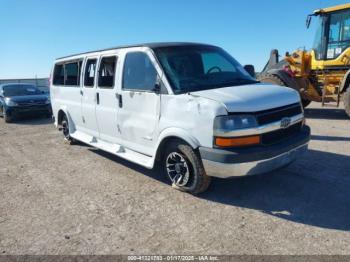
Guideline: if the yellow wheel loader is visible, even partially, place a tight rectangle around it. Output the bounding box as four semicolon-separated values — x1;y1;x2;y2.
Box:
258;3;350;117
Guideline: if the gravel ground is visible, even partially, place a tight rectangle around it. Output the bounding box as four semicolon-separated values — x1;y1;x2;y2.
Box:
0;102;349;255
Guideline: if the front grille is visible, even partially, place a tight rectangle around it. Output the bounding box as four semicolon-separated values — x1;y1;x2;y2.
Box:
223;103;304;147
261;122;302;145
17;102;46;106
255;103;302;125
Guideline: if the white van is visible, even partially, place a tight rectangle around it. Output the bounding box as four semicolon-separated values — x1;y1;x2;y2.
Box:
50;43;310;194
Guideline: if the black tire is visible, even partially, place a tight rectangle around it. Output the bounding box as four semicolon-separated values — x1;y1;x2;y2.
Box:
344;87;350;117
61;114;75;144
1;107;12;123
301;99;312;108
259;73;311;108
163;140;211;194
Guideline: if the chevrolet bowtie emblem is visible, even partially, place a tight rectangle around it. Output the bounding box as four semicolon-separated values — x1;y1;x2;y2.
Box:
280;117;292;129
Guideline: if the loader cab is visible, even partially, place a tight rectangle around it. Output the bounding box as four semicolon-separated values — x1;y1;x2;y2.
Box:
310;6;350;62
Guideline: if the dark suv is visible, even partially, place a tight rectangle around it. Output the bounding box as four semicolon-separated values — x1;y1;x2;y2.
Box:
0;83;52;123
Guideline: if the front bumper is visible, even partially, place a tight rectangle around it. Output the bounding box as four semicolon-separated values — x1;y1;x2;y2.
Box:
6;105;52;117
199;125;310;178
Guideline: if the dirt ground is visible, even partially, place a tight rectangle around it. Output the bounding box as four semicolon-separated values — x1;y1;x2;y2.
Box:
0;102;349;255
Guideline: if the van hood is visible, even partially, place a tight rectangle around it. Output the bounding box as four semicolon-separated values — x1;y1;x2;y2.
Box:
190;83;300;112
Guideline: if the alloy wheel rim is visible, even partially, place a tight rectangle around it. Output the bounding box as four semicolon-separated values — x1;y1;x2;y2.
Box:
166;152;190;187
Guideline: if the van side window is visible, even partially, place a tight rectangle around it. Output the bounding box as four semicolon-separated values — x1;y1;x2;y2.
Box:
98;56;117;88
65;62;80;86
53;64;64;85
123;52;157;91
84;59;97;87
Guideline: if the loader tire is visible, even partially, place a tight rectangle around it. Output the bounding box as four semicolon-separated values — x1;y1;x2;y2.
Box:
259;73;311;108
344;88;350;118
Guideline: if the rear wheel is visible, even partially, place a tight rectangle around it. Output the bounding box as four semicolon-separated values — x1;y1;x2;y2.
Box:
163;140;211;194
259;73;311;108
343;87;350;117
61;114;75;144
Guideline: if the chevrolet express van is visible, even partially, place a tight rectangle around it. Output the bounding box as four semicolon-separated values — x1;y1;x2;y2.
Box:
50;43;310;194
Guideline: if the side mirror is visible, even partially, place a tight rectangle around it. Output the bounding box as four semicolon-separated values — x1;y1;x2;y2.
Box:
244;65;256;78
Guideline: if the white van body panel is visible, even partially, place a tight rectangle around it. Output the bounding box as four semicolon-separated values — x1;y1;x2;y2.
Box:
80;55;100;138
95;52;120;143
191;83;301;112
50;44;306;173
115;48;163;156
156;94;227;150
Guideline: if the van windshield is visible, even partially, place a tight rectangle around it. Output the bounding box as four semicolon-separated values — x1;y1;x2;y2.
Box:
3;85;41;97
153;45;258;94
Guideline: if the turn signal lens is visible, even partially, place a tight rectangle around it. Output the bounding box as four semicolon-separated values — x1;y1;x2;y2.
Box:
215;135;261;147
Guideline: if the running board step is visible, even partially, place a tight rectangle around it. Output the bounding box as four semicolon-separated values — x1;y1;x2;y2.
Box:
70;131;154;169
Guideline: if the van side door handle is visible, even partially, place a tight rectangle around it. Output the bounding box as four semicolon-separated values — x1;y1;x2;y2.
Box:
96;92;100;105
116;93;122;108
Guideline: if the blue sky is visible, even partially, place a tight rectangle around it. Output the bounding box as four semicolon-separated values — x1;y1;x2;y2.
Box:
0;0;349;78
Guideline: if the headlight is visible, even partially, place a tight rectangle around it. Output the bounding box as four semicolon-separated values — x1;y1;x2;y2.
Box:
214;115;258;132
4;98;18;107
45;98;51;104
214;115;260;147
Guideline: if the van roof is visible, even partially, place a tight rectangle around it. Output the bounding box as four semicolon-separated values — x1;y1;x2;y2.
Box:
56;42;216;60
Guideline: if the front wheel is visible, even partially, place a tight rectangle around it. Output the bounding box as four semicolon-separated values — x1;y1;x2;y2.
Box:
1;107;12;123
163;141;211;194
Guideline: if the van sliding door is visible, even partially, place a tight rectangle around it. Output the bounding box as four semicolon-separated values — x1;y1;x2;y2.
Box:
81;57;99;137
95;55;120;143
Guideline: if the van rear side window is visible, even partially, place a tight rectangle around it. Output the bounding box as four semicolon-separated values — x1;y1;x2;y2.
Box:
53;61;82;86
98;56;117;88
65;62;80;86
53;64;64;85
